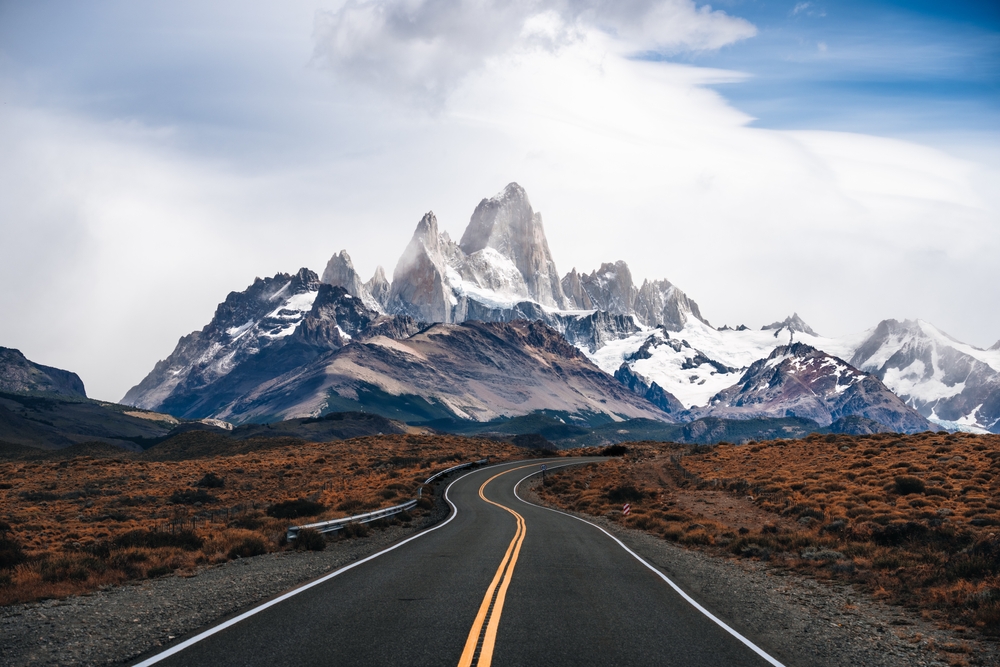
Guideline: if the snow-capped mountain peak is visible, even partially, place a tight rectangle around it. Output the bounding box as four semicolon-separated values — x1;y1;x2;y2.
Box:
846;319;1000;432
123;268;323;410
459;182;567;308
696;343;930;432
384;183;706;341
761;313;818;337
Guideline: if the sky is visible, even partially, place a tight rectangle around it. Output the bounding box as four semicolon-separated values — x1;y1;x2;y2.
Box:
0;0;998;402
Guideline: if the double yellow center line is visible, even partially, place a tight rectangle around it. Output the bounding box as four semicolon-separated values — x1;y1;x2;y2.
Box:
456;465;534;667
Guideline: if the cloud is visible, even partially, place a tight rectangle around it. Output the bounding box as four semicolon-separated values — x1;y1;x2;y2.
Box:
311;0;756;98
790;2;825;19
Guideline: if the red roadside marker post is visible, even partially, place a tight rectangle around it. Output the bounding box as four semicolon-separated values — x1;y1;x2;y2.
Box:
622;503;630;516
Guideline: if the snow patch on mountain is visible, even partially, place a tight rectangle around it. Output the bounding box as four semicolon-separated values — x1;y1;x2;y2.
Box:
882;359;966;403
928;405;990;434
262;291;319;338
588;327;740;409
690;343;929;432
122;269;323;410
583;313;914;415
444;247;530;310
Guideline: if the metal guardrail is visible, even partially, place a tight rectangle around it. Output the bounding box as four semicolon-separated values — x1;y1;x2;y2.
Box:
286;458;488;541
420;458;489;489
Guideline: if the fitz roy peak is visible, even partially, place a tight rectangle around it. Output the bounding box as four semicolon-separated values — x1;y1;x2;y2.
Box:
459;183;566;309
385;184;568;322
329;183;708;338
123;182;989;433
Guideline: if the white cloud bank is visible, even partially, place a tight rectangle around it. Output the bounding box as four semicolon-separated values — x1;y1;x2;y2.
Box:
312;0;756;97
0;2;996;401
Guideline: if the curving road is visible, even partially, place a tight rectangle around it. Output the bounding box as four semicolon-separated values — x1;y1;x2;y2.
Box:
132;459;785;667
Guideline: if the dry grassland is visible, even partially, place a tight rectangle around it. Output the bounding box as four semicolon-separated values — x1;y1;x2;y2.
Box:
540;432;1000;649
0;434;522;606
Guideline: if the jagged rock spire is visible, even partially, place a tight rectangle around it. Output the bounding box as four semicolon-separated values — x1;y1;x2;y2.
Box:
365;265;390;311
321;249;382;312
460;183;567;308
561;268;593;310
388;212;455;323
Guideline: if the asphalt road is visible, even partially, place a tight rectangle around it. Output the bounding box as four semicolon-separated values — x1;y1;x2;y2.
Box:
134;459;783;667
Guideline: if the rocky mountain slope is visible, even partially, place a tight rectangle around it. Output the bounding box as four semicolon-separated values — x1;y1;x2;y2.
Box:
690;343;931;432
207;319;670;425
0;347;87;397
124;276;423;420
846;319;1000;433
123;268;667;425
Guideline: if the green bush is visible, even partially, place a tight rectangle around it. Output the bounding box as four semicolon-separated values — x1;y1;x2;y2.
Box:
607;484;646;503
341;522;369;539
336;498;363;512
146;565;172;578
230;514;265;530
169;489;216;505
41;556;105;583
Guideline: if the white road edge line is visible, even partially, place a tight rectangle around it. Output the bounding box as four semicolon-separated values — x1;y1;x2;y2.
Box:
132;459;520;667
514;464;787;667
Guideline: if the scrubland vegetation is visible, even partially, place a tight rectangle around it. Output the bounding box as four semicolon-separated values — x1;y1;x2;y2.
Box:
0;434;520;605
542;431;1000;646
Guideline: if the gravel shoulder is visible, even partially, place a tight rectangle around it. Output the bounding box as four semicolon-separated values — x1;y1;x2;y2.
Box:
521;478;1000;667
1;502;449;667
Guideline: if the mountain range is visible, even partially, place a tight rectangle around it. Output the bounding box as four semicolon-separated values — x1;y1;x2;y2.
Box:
118;183;996;434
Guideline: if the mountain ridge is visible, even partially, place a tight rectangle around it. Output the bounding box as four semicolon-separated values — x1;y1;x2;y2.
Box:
119;182;989;433
0;347;87;398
